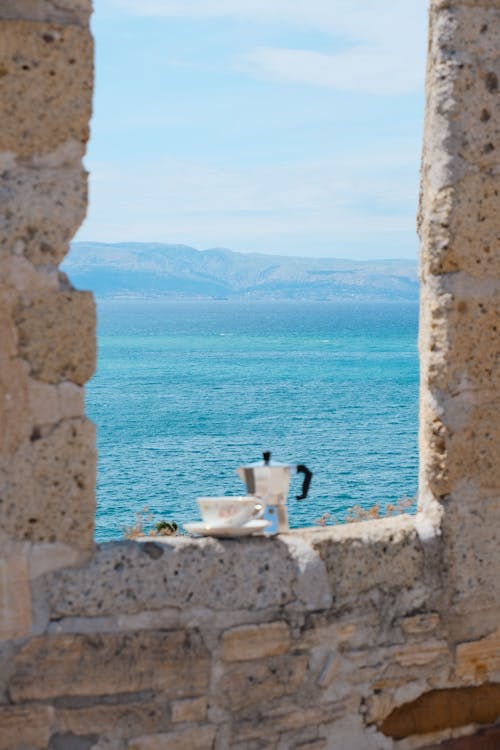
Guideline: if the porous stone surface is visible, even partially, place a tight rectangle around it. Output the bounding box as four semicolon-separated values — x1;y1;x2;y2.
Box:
0;162;89;266
0;20;93;159
0;546;32;640
219;622;291;662
418;0;500;632
0;704;55;749
15;290;96;385
8;631;210;701
1;417;96;549
128;726;217;750
0;1;499;749
0;1;92;26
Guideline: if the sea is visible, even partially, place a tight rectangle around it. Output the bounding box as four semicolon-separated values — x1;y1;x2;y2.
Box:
89;300;419;542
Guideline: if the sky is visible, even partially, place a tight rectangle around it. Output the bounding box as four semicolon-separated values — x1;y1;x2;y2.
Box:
75;0;429;259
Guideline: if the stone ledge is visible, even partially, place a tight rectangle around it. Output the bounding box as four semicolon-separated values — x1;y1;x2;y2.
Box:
40;515;433;624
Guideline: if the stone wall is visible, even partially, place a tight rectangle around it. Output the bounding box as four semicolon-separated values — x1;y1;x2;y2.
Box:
0;1;499;749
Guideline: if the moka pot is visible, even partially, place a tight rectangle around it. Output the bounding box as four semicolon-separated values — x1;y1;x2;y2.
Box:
236;451;313;534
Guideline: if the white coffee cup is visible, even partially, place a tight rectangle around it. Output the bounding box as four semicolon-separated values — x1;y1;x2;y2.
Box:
197;496;264;528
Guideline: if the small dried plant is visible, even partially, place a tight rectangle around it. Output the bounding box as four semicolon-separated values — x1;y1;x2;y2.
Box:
123;506;179;539
314;495;416;527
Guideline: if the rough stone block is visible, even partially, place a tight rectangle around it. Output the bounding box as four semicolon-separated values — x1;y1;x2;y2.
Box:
220;622;291;662
28;378;60;425
425;9;500;173
456;627;500;682
128;726;216;750
58;381;84;418
233;703;344;745
171;697;207;724
423;403;500;496
216;653;308;716
0;1;92;26
8;630;210;701
421;175;500;277
44;537;297;619
29;542;87;578
0;162;88;266
393;642;449;668
309;516;424;601
442;494;500;615
424;292;500;393
0;20;93;158
0;704;54;750
400;613;441;635
0;352;30;458
0;548;32;640
1;418;96;550
56;701;171;738
15;290;96;385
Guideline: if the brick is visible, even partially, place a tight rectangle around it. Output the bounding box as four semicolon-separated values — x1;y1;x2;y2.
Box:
456;628;500;682
2;418;96;551
15;291;96;385
393;642;448;667
0;549;32;640
220;622;291;662
58;381;84;419
56;701;171;738
216;654;308;716
400;614;440;635
0;1;91;26
8;631;210;701
0;163;88;266
171;697;207;724
0;20;92;158
128;726;216;750
28;378;60;424
0;704;54;750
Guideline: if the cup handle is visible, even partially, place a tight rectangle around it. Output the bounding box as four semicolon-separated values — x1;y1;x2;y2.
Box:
252;502;265;519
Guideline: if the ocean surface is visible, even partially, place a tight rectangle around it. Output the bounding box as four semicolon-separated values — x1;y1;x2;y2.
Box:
89;300;419;541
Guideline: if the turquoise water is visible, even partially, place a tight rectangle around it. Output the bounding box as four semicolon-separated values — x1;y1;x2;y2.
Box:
89;300;419;541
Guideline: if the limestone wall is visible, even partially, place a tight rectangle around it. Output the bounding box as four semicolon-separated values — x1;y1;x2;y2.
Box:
0;1;499;749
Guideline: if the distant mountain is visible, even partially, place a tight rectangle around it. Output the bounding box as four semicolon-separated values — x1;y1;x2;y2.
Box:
63;242;419;302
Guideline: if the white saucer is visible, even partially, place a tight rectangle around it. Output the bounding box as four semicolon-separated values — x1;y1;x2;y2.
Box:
184;519;270;538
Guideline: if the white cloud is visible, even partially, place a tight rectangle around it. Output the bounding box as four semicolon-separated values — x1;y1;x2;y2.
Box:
78;139;420;257
103;0;428;94
240;46;423;95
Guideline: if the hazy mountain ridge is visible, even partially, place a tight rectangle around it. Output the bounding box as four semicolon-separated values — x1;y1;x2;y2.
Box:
63;242;419;301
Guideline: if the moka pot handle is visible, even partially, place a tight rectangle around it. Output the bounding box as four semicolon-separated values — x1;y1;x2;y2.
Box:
296;465;312;500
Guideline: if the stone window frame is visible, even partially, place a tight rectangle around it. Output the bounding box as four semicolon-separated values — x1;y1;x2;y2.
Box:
1;3;499;746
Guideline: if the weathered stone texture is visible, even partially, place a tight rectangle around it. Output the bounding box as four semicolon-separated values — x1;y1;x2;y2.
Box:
43;536;298;618
171;697;207;724
380;684;500;739
0;2;499;750
220;622;291;662
1;418;96;549
0;20;93;159
0;162;89;266
8;631;210;701
0;548;32;640
15;291;96;385
456;627;500;682
128;726;216;750
56;701;172;739
0;704;55;750
215;653;309;717
0;1;92;26
418;0;500;628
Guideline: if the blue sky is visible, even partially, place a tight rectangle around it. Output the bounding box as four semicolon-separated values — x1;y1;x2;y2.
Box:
76;0;428;259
